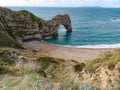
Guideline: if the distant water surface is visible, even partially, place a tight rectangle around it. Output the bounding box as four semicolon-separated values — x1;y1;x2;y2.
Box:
8;7;120;48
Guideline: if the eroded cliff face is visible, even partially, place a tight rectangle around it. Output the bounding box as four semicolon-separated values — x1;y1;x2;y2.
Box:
0;7;72;47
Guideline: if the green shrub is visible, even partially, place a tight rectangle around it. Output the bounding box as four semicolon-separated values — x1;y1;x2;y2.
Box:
0;50;16;66
73;63;85;72
37;70;47;77
0;57;14;66
37;56;65;70
0;66;17;75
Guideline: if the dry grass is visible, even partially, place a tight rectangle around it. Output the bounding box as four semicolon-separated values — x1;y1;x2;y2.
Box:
86;49;120;73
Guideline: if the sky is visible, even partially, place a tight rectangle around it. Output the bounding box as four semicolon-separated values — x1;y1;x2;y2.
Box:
0;0;120;7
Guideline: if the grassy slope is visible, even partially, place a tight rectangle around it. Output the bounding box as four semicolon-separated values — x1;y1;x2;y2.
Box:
0;48;119;90
86;49;120;73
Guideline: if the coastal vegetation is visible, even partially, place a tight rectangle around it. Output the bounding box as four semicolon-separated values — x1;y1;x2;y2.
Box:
73;63;85;72
86;49;120;73
0;7;120;90
0;48;119;90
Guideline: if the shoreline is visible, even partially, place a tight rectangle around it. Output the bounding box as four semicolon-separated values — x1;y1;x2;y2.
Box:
23;41;114;63
41;41;116;50
42;41;120;49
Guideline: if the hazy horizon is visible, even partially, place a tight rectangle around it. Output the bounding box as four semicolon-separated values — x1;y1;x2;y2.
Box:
1;6;120;9
0;0;120;8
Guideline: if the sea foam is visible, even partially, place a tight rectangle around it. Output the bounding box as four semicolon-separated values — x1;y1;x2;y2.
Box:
58;43;120;48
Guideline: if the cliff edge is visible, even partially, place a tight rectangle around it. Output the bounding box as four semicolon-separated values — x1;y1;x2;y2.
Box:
0;7;72;47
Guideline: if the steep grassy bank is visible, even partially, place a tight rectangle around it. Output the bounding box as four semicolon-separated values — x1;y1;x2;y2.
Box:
0;48;119;90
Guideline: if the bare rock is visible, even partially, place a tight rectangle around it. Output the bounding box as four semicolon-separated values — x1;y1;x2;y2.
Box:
0;7;72;47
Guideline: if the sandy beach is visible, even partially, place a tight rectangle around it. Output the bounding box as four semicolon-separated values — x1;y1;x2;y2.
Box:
23;41;113;63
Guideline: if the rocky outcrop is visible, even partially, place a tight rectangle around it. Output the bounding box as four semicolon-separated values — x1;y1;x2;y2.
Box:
45;14;72;37
0;7;72;47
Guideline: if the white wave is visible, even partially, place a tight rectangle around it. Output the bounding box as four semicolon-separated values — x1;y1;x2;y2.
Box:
110;18;120;22
54;43;120;49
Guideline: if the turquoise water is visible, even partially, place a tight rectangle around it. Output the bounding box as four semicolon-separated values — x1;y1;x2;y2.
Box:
8;7;120;48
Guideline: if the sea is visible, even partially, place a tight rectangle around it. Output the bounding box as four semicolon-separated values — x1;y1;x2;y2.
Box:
8;7;120;48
